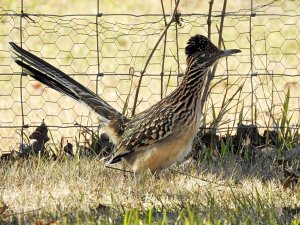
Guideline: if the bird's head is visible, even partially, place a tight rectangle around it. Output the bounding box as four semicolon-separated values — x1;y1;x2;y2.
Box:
185;34;241;67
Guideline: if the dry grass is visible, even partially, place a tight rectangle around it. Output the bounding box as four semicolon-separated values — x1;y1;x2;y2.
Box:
0;154;299;224
1;1;300;224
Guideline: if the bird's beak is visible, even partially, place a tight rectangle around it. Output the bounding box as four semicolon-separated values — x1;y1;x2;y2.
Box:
219;49;241;58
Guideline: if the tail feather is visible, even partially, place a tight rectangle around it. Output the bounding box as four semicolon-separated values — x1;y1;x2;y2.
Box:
10;42;123;123
15;59;80;101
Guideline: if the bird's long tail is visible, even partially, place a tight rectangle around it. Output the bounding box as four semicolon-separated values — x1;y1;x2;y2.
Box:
10;42;122;123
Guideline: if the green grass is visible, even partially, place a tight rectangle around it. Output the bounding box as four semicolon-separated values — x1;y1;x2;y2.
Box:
0;154;299;224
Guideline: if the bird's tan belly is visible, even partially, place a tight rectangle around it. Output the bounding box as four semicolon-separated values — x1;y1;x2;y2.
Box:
123;126;196;173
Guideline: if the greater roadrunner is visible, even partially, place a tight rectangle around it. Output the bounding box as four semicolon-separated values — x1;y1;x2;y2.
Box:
10;34;240;172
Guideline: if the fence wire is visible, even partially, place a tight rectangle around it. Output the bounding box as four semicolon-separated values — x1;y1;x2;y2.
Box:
0;0;300;152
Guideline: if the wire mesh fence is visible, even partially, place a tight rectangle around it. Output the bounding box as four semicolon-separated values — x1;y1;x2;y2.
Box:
0;0;300;153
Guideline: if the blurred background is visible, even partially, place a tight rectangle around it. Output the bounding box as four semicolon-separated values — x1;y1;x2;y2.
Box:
0;0;300;153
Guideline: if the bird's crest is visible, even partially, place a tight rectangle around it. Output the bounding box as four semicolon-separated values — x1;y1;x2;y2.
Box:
185;34;220;57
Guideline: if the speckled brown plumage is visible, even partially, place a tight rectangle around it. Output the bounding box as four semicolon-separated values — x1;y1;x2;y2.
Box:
11;34;240;173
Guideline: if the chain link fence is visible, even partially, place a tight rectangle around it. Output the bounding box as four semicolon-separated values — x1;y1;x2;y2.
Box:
0;0;300;153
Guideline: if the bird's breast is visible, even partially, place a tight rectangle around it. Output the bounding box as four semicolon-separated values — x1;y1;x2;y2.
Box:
122;121;199;173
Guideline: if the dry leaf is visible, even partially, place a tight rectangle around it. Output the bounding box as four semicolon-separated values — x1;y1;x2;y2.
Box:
31;82;43;90
35;219;59;225
0;200;11;219
96;203;110;213
282;169;299;189
282;206;300;215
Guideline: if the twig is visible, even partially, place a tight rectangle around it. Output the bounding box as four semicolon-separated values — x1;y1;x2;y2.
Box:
218;0;227;49
215;25;230;116
131;0;181;116
200;0;228;113
122;67;135;116
160;0;168;99
253;0;278;11
207;0;214;40
210;86;244;129
249;0;254;124
174;3;181;86
164;69;172;97
105;165;134;174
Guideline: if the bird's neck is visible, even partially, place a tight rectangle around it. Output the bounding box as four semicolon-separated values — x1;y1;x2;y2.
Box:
163;59;209;127
179;59;208;98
